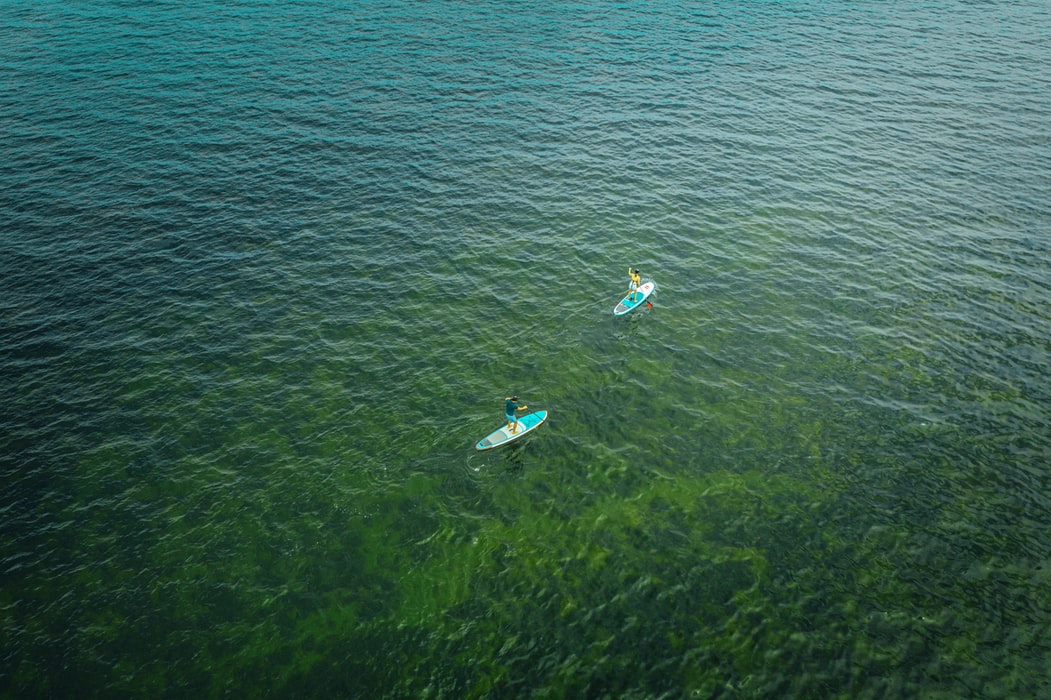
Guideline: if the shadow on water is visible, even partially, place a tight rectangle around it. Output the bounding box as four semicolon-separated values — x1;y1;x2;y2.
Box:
611;300;654;340
463;431;544;479
499;439;531;476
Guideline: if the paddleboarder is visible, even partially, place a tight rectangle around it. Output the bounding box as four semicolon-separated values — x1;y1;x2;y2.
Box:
627;267;642;301
505;395;528;433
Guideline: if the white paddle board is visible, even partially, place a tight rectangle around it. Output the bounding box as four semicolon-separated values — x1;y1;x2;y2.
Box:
475;410;548;451
613;281;655;316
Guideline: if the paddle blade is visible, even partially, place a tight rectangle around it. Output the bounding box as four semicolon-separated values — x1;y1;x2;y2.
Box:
646;301;653;309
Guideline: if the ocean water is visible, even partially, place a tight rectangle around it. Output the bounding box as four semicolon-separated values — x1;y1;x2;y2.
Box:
2;0;1050;697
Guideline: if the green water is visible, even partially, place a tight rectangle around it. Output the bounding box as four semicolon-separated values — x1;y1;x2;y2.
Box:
2;0;1049;697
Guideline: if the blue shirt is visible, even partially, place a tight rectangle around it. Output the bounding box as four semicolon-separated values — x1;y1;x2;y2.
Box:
505;399;518;416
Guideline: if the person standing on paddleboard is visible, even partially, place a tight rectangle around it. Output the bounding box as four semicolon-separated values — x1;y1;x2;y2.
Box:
628;267;642;301
505;395;528;433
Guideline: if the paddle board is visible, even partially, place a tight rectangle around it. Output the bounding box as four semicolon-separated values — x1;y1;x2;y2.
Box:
613;281;655;316
475;410;548;451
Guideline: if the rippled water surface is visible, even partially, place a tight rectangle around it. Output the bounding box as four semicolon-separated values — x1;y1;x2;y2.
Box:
3;1;1049;697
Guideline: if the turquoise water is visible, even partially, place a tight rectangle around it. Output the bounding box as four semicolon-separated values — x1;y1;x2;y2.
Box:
3;0;1050;697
